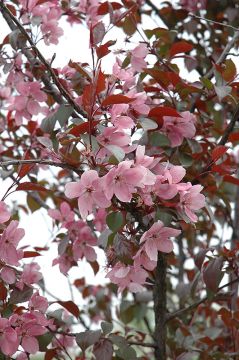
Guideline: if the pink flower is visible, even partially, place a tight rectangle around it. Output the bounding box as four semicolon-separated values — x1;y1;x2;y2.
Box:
161;111;196;147
106;262;148;292
1;267;16;284
0;318;19;356
65;170;110;219
103;161;146;202
153;163;186;199
140;221;181;261
0;221;24;265
53;253;76;275
9;81;47;124
93;209;107;232
178;184;205;222
110;104;135;129
131;43;148;72
29;292;48;313
0;201;11;223
16;263;42;290
48;201;74;226
97;126;131;148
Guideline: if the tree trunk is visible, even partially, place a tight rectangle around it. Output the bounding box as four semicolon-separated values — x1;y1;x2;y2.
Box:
153;253;167;360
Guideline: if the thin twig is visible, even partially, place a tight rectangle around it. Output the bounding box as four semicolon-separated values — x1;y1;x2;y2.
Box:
189;13;239;32
166;276;239;323
0;158;80;174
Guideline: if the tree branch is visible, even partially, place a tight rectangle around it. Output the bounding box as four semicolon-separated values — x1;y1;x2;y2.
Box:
166;276;239;323
0;1;85;117
0;158;80;175
153;253;167;360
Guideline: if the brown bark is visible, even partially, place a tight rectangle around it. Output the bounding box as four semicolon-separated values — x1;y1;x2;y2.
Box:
153;253;167;360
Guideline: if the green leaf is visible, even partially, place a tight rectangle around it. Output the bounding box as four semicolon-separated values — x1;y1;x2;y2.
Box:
105;145;125;162
101;321;113;335
149;132;170;147
76;330;101;351
138;117;158;131
38;333;54;351
179;153;193;167
106;212;123;232
41;105;73;133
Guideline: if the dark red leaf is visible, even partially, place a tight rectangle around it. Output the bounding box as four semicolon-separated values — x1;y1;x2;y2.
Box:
102;94;135;107
69;121;99;136
170;41;193;57
223;175;239;186
229;132;239;143
58;300;80;318
16;182;47;192
148;106;181;126
203;257;224;293
98;1;122;15
211;146;228;161
195;249;209;270
0;282;7;301
93;339;113;360
44;348;58;360
23;251;41;258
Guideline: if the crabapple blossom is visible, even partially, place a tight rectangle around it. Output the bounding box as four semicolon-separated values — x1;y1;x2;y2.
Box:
0;318;18;356
106;262;148;292
48;201;75;226
178;184;206;222
161;111;196;147
0;201;10;223
131;43;149;72
0;220;24;266
65;170;110;218
140;221;181;261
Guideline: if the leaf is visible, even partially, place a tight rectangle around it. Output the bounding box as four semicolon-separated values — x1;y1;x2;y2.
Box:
223;175;239;186
179;153;193;167
195;249;209;270
105;145;125;162
58;300;80;318
41;105;73;133
211;146;228;161
102;94;135;107
0;282;7;301
148;106;181;126
16;182;47;192
76;330;101;351
106;211;124;232
203;257;224;293
149;132;170;147
44;348;58;360
23;251;41;258
9;286;33;304
69;120;99;136
38;333;54;351
93;339;113;360
222;59;237;82
214;85;231;101
138;117;158;131
101;321;113;335
92;22;105;45
169;41;193;57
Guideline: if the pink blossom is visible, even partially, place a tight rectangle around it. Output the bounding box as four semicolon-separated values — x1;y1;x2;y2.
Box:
134;247;157;271
103;161;146;202
131;43;148;72
106;262;148;292
113;59;135;89
161;111;196;147
48;201;74;226
178;184;205;222
70;221;97;262
53;253;76;275
0;201;11;223
29;292;48;313
140;221;181;261
110;104;135;129
16;263;42;290
153;163;186;199
65;170;110;218
127;90;150;115
1;267;16;284
97;126;131;148
0;317;19;356
93;209;107;232
0;220;24;265
9;81;47;124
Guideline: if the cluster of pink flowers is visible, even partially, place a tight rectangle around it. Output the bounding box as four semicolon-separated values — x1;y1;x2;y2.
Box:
18;0;64;45
8;81;47;125
0;203;51;356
